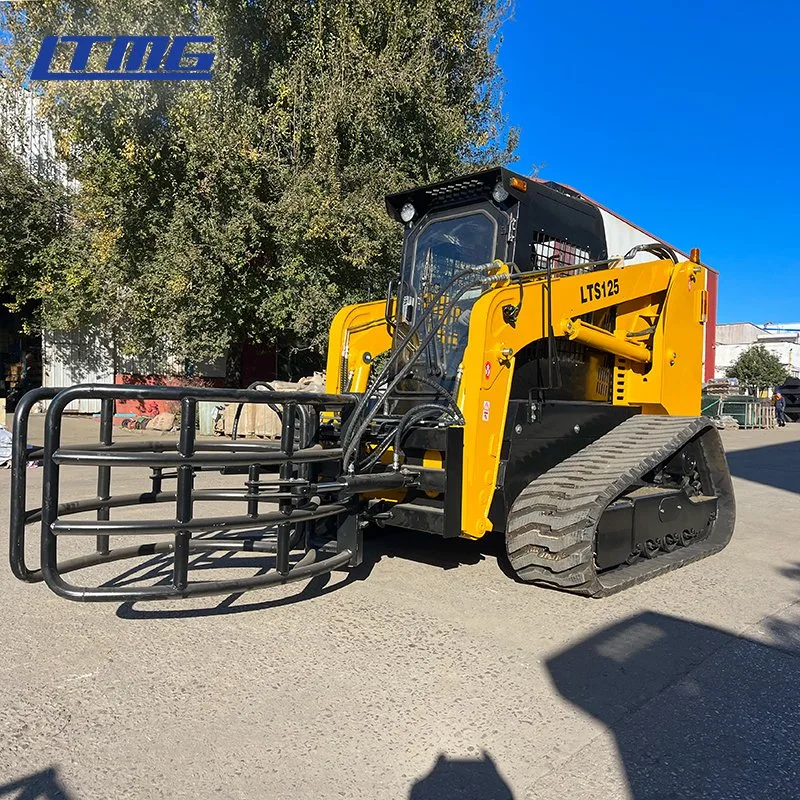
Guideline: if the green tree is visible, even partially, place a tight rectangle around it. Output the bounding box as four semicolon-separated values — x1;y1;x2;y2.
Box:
726;344;789;392
0;147;78;326
0;1;517;378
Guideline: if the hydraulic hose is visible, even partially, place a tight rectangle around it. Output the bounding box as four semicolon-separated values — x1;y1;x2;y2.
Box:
342;272;476;458
342;291;477;468
231;381;278;441
357;425;402;472
392;371;463;422
340;270;472;453
342;270;491;472
357;403;456;473
391;403;454;470
342;267;479;440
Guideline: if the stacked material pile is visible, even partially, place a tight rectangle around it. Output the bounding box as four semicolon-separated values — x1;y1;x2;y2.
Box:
220;373;325;438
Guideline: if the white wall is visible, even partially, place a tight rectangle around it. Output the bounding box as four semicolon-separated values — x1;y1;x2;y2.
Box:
0;86;73;186
715;340;800;379
43;326;227;412
714;322;800;380
598;208;661;264
715;323;763;346
42;329;115;413
117;350;226;379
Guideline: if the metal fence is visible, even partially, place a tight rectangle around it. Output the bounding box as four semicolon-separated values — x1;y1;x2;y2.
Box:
701;395;776;429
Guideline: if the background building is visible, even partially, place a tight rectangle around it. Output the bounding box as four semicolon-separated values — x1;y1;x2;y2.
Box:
714;322;800;380
0;85;71;185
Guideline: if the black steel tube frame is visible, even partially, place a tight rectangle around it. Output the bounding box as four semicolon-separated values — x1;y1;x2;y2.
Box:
9;383;368;602
9;387;59;582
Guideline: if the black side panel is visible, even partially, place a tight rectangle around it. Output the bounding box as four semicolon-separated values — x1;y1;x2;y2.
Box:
509;338;613;402
489;401;638;532
513;180;607;270
402;426;448;452
385;425;463;538
386;499;444;536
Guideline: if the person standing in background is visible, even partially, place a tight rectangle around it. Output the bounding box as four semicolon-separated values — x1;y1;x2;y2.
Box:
775;392;787;427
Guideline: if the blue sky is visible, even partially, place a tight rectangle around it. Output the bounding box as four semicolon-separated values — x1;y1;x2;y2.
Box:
498;1;799;324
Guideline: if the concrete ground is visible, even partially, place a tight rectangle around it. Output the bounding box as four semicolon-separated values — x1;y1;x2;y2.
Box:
1;416;799;799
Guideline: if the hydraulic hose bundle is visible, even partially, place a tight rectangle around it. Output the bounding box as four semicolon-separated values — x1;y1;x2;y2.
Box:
341;265;497;473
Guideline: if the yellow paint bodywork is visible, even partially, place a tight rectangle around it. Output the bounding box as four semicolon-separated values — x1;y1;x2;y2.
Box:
325;301;393;394
325;259;708;540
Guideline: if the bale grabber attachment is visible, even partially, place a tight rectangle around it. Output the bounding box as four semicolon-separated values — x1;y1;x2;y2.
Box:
9;384;406;602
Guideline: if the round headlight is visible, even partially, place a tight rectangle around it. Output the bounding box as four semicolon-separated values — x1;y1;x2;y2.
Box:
400;203;416;223
492;182;509;203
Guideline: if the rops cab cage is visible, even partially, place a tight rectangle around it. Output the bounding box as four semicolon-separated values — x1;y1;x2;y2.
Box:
8;384;391;602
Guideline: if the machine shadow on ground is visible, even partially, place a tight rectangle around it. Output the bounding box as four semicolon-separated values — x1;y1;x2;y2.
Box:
546;606;800;799
111;527;515;620
725;438;800;493
0;767;73;800
365;527;517;577
409;752;514;799
111;549;376;619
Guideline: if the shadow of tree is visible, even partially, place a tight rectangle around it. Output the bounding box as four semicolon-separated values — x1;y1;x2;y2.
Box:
546;607;800;798
0;767;73;800
409;752;514;800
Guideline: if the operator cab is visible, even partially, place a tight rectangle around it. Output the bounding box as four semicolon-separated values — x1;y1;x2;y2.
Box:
384;167;608;392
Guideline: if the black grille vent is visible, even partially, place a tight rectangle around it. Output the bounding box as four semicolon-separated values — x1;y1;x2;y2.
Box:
532;231;591;274
424;178;490;207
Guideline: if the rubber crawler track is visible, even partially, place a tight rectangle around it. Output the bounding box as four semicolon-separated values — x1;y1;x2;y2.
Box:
505;416;736;597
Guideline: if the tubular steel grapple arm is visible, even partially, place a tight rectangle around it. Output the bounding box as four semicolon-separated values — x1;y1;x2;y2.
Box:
8;383;414;602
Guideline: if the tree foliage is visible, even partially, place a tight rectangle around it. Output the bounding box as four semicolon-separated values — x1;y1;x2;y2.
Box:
0;147;77;324
0;0;517;374
725;344;789;391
